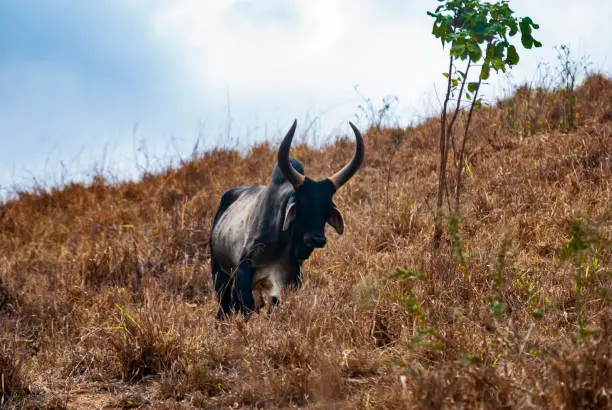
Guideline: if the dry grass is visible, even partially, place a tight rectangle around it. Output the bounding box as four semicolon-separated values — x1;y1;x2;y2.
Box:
0;75;611;409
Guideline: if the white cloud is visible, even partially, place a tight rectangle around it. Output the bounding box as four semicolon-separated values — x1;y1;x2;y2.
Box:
153;1;432;93
150;0;610;126
147;0;452;143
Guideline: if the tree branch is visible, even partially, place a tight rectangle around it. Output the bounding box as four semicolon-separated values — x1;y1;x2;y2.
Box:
447;58;472;164
454;74;482;213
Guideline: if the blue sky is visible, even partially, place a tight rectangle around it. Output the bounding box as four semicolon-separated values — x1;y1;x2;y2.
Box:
0;1;203;192
0;0;610;197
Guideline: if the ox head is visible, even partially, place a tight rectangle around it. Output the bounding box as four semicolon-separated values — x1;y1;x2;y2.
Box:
277;120;364;255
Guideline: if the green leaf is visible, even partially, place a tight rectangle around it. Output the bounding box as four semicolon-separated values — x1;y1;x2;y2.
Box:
506;45;519;65
533;39;542;48
392;267;427;281
471;21;487;35
466;41;480;53
521;33;534;49
470;46;482;62
116;304;141;328
494;42;506;59
491;57;506;71
432;23;441;37
480;62;490;80
467;82;479;93
519;20;535;49
451;43;466;56
491;301;507;316
562;219;589;258
439;21;450;44
508;20;518;36
484;24;497;37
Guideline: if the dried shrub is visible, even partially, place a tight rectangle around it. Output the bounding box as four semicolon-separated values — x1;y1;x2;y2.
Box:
0;344;28;405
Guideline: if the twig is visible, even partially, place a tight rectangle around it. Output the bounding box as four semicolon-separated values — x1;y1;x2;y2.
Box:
517;323;535;361
454;74;483;213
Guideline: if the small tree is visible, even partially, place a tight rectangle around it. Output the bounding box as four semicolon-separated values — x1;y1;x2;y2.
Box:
427;0;541;248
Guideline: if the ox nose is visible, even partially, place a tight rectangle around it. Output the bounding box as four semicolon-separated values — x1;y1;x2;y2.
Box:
306;235;327;248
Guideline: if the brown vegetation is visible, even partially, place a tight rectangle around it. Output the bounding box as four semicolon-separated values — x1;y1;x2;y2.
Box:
0;75;611;409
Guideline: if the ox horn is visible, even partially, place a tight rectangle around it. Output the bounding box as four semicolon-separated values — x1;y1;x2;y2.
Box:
277;119;306;188
328;122;365;190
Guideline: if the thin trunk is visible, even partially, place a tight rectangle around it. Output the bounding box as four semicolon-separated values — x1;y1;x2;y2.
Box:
433;56;455;249
454;76;482;213
446;58;472;169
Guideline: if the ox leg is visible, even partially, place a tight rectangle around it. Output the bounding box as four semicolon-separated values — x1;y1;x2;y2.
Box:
288;260;303;290
267;297;279;316
212;259;232;321
233;261;255;319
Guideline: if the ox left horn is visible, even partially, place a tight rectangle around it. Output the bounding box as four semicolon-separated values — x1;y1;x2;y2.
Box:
277;119;306;189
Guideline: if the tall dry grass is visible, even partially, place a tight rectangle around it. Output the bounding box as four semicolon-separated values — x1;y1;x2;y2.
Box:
0;75;610;409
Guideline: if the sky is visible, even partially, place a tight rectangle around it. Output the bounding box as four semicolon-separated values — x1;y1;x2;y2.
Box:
0;0;610;198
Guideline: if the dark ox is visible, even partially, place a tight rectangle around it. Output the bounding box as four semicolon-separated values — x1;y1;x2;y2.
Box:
210;120;364;319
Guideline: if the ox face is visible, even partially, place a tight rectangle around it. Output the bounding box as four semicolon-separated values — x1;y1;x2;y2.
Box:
276;119;363;256
282;178;344;253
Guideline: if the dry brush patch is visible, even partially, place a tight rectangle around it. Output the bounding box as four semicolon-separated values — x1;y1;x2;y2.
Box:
0;75;611;408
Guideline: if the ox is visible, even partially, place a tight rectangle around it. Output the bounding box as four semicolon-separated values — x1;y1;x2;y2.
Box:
210;120;364;319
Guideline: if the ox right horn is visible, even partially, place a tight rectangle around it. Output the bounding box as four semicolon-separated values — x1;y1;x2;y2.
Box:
328;122;365;190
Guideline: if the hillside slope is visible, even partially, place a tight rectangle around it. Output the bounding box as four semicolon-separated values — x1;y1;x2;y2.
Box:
1;75;611;409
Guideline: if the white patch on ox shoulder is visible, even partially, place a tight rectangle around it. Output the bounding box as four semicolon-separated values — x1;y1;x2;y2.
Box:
253;264;284;299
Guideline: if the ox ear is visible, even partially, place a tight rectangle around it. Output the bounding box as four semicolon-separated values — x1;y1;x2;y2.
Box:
327;207;344;234
283;202;297;231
